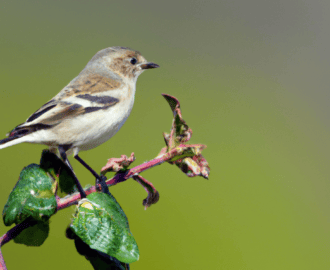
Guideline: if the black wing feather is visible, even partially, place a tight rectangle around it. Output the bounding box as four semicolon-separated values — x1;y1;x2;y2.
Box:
27;104;57;123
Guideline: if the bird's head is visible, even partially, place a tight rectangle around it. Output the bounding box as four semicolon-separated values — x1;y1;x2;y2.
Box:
86;47;159;82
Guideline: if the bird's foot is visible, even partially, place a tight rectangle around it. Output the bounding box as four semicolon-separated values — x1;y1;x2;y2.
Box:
96;174;110;195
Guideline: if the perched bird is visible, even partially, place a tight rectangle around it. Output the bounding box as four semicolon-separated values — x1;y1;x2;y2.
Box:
0;46;159;197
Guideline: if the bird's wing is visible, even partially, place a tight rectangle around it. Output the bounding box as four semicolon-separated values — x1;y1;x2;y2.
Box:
24;100;88;126
8;75;121;137
7;101;84;138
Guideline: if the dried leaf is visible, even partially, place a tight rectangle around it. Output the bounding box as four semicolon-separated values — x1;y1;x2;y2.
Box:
162;94;193;147
193;154;210;179
161;94;210;179
168;144;206;162
173;154;210;179
101;153;135;174
133;175;159;209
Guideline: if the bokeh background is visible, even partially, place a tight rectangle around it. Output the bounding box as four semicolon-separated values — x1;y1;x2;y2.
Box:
0;0;329;269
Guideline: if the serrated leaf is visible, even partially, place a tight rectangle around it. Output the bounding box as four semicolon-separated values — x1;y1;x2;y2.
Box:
2;164;57;226
14;219;49;246
70;192;139;264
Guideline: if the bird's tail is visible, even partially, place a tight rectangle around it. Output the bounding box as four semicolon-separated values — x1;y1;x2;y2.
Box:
0;135;29;150
0;123;52;150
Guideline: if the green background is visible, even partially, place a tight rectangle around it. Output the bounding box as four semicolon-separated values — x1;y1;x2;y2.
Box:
0;0;329;269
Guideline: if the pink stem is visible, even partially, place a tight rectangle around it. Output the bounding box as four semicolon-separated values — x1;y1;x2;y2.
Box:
0;248;6;270
133;175;159;209
0;145;184;249
0;218;38;248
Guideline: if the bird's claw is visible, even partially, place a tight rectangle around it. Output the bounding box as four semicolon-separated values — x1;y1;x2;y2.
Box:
96;175;110;195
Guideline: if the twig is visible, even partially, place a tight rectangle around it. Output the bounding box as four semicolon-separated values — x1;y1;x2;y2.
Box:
58;146;184;209
133;175;159;209
0;145;187;249
0;247;6;270
0;218;38;270
0;94;210;269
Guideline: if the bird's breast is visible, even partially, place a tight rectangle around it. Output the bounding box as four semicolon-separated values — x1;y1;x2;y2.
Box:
73;84;136;151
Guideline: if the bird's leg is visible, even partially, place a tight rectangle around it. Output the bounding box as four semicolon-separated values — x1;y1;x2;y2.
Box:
58;146;86;198
96;175;111;195
74;154;102;179
74;155;110;194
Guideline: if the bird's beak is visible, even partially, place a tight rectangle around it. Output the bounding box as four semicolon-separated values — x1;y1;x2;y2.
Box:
140;62;160;69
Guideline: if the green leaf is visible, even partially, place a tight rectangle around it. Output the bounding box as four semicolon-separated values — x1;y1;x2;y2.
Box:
66;228;128;270
2;164;57;226
70;192;139;264
14;218;49;246
86;253;127;270
40;149;76;196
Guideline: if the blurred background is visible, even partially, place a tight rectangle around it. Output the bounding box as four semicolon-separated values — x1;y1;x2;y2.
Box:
0;0;329;269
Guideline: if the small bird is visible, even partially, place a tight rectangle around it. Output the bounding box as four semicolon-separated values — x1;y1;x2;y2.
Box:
0;46;159;197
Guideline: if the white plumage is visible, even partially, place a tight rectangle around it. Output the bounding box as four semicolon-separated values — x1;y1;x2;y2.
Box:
0;47;159;156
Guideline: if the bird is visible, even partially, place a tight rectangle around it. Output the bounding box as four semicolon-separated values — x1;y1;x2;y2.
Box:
0;46;159;197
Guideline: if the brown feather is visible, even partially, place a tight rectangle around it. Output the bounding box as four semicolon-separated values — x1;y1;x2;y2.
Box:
38;103;85;126
62;75;122;98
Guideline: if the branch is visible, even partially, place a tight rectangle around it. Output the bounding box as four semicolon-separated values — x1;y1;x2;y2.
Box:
133;175;159;210
0;248;6;270
0;218;38;270
0;94;210;269
57;145;185;210
0;144;193;249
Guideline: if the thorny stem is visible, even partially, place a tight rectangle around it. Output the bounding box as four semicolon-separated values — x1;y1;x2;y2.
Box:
0;145;186;254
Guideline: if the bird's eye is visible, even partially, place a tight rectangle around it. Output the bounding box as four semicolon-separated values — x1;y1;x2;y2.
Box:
130;58;137;65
